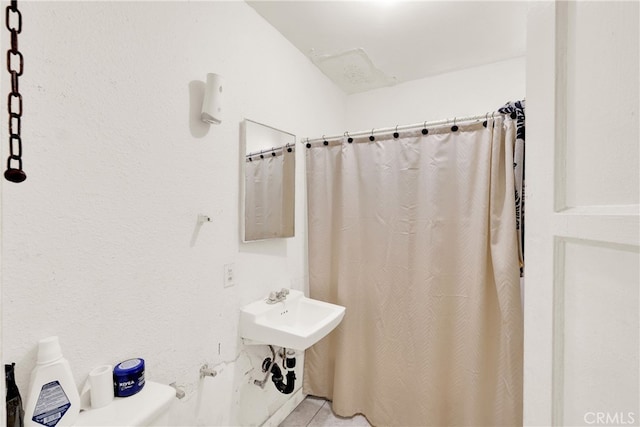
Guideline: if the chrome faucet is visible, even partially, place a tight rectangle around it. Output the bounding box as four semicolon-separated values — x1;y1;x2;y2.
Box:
266;288;289;304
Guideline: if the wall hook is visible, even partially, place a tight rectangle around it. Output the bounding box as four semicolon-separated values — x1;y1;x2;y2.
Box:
198;214;212;224
200;364;217;379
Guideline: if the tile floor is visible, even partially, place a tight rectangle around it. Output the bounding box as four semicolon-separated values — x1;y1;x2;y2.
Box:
279;396;371;427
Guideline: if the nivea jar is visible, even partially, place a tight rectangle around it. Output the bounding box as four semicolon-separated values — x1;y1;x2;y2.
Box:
113;358;145;397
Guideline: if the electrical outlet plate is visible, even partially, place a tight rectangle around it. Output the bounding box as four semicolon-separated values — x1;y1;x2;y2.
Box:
223;263;235;288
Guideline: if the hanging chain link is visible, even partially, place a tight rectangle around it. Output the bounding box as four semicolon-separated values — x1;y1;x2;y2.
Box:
5;0;26;182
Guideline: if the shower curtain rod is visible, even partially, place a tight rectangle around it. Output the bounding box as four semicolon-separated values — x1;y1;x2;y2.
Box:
303;111;509;144
246;144;294;159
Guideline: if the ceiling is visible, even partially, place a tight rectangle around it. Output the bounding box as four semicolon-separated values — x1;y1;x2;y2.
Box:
246;1;528;94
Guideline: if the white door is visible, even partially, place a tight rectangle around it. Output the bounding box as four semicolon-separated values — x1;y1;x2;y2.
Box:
524;2;639;427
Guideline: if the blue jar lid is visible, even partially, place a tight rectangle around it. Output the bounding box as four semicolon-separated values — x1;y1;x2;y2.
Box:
114;358;145;375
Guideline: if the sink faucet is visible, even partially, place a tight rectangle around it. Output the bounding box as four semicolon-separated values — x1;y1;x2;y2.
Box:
267;288;289;304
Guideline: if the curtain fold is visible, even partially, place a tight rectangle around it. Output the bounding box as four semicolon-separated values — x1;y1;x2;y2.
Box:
304;117;523;427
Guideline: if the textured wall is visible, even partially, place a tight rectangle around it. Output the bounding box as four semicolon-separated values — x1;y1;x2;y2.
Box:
344;57;525;130
0;1;345;425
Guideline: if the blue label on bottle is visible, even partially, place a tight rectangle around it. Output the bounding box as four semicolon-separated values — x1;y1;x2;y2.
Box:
32;381;71;427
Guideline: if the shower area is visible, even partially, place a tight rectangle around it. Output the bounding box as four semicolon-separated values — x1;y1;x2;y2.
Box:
301;104;525;427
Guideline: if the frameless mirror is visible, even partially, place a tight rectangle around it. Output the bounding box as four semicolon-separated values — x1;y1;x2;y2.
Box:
240;119;295;242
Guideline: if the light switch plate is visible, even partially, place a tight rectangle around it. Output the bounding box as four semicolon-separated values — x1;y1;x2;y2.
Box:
223;263;235;288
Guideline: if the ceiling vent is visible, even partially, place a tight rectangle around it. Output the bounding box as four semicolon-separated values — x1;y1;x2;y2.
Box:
310;48;398;94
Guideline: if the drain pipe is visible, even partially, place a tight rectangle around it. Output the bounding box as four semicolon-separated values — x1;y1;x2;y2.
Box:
254;345;276;388
254;346;297;394
269;362;296;394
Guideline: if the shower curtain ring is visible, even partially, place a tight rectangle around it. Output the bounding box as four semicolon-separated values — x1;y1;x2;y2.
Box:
369;129;375;142
260;150;264;159
345;131;353;143
393;125;399;139
422;121;428;135
306;138;311;148
451;117;459;132
323;135;328;146
272;147;276;156
483;112;489;128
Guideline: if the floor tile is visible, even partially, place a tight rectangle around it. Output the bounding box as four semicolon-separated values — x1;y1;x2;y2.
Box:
279;396;326;427
307;402;371;427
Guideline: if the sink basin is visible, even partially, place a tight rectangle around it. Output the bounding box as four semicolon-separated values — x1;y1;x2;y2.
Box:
239;289;345;350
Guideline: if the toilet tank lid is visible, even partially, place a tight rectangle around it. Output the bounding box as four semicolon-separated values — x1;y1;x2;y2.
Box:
75;381;175;426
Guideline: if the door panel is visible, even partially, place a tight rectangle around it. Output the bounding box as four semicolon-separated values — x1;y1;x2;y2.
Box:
559;238;639;426
524;2;640;426
563;2;639;208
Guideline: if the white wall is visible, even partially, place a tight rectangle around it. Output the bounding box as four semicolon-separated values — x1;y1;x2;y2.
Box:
0;1;345;425
345;57;525;130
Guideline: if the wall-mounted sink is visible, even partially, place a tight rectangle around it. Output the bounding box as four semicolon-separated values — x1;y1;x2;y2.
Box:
239;289;345;351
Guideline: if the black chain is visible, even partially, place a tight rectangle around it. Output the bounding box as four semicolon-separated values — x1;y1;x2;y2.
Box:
5;0;26;182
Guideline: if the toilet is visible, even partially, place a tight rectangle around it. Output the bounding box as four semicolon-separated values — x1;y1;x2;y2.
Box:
75;381;175;426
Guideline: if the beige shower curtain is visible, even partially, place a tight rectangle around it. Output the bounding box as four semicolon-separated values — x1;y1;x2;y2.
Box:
244;149;295;240
304;117;523;426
